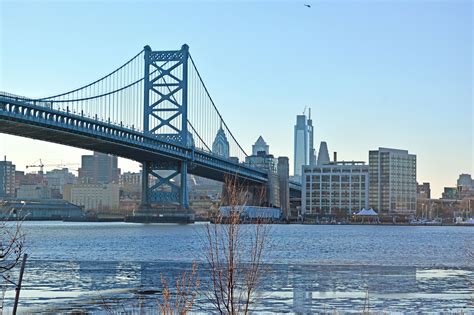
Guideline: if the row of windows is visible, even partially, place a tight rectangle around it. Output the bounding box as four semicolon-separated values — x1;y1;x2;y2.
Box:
303;168;368;174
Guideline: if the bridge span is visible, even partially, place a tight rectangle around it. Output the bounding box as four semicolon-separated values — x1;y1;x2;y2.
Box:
0;44;300;212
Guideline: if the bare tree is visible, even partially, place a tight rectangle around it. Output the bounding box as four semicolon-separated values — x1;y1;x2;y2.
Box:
0;208;26;283
157;261;200;314
203;175;271;314
0;205;26;311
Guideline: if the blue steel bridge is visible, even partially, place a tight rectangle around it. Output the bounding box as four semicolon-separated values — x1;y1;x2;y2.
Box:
0;44;300;210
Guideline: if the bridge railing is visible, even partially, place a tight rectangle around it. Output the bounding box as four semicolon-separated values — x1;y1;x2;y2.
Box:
0;95;268;182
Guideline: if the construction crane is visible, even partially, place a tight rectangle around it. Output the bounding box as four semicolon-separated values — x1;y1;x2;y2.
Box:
26;160;79;174
26;159;45;174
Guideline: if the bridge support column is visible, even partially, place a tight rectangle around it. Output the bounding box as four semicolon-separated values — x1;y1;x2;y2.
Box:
140;161;189;211
140;162;150;208
180;161;189;209
221;179;267;207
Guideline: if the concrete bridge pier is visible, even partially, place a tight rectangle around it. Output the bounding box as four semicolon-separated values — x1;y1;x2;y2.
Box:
220;174;280;208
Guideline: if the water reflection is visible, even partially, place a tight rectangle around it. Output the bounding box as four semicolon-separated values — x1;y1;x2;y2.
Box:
3;260;472;313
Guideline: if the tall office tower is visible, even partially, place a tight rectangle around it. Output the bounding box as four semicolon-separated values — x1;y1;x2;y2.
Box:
294;115;308;177
293;115;309;176
457;174;474;191
369;148;417;215
252;136;270;156
246;136;277;172
317;141;330;165
0;156;16;198
245;137;279;207
307;109;317;166
294;110;317;177
78;152;120;184
457;174;474;198
212;125;230;158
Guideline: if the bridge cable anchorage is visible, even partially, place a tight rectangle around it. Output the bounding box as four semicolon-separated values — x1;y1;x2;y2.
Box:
188;54;248;158
36;49;145;101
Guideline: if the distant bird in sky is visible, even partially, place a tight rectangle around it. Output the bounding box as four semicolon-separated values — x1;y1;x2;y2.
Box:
304;4;311;8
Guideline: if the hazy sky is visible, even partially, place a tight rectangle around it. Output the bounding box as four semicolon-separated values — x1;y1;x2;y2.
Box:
0;0;472;198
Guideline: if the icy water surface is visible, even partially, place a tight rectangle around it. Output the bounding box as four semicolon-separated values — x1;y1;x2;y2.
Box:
2;222;473;313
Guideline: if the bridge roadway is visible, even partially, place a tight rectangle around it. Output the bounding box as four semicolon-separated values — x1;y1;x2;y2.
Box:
0;95;301;192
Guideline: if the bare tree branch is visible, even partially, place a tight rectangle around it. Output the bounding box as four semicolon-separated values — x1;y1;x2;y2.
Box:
202;175;271;314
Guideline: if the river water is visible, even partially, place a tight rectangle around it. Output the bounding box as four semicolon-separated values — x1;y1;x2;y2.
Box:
2;222;473;313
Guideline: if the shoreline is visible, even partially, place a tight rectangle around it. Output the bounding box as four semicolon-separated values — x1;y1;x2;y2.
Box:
10;218;474;227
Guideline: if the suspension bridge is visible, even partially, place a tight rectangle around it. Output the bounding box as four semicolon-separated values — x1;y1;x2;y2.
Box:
0;44;300;212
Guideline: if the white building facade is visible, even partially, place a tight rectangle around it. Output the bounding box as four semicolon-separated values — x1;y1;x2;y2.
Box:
302;162;369;217
63;183;120;211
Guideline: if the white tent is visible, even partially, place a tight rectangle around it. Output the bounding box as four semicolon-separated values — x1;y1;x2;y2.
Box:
354;208;379;224
356;208;378;216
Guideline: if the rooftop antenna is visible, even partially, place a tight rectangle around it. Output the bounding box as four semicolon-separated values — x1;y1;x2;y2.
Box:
303;106;307;116
309;107;311;119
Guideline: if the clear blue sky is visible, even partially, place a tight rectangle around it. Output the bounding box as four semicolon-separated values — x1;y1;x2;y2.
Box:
1;0;472;198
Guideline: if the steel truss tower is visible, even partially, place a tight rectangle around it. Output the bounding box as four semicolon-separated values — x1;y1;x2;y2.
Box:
141;44;190;209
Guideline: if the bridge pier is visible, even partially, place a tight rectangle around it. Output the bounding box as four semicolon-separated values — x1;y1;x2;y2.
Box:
220;175;280;208
140;161;189;210
132;160;192;223
180;161;189;209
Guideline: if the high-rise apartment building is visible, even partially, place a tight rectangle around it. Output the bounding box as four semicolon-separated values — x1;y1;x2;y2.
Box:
78;152;120;184
0;157;16;198
293;110;316;177
369;148;417;215
302;161;369;217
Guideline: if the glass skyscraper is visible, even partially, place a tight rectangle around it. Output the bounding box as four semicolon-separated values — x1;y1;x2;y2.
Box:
293;110;316;177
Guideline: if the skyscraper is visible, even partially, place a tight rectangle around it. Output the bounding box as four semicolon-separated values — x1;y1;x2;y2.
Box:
307;109;317;166
252;136;270;156
245;136;276;172
212;126;230;158
78;152;120;184
369;148;417;215
293;110;316;177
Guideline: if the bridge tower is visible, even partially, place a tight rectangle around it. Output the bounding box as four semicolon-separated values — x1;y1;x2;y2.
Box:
141;44;190;210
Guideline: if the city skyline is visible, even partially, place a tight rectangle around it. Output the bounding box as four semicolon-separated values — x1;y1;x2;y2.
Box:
1;1;472;198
